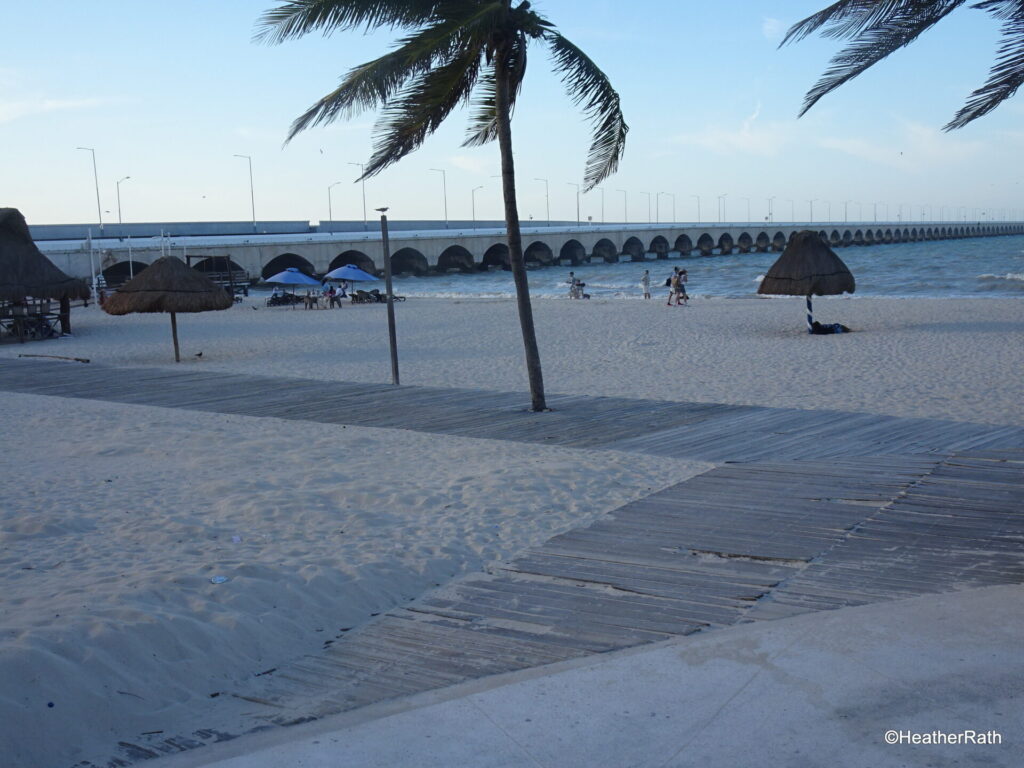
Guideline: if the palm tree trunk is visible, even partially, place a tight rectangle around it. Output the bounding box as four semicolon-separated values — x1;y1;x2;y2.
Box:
495;48;547;412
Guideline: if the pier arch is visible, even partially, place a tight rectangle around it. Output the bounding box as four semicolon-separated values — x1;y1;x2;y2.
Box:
649;235;670;258
829;230;841;247
592;238;618;263
481;243;509;270
771;232;787;251
864;230;875;245
329;250;375;273
883;230;893;243
192;256;244;274
101;260;150;286
437;245;475;273
674;234;694;255
737;232;753;253
262;253;314;279
697;233;715;255
622;236;645;261
559;239;587;266
391;247;429;276
755;232;770;252
717;233;734;255
524;241;554;265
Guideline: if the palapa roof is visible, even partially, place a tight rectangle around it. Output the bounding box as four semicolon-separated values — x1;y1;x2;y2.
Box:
758;230;855;297
0;208;90;302
103;256;233;315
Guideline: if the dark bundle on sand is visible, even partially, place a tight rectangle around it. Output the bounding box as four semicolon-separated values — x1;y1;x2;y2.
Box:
103;256;232;362
0;208;90;302
758;231;855;297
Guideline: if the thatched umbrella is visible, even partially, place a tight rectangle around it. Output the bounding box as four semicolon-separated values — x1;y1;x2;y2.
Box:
1;208;90;337
757;230;855;332
103;256;233;361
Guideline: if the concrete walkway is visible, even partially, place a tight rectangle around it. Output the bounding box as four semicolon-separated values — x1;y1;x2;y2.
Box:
159;585;1023;768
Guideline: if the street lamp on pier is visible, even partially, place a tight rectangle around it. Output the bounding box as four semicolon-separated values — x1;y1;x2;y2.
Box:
690;194;701;224
77;146;103;233
567;182;580;224
348;162;367;230
116;176;130;229
617;189;628;224
717;193;728;223
430;168;449;228
233;154;256;232
534;178;549;226
808;199;818;223
471;185;483;226
641;191;652;223
327;181;342;230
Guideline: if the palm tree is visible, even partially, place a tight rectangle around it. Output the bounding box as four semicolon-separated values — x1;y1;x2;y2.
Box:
783;0;1024;130
257;0;628;411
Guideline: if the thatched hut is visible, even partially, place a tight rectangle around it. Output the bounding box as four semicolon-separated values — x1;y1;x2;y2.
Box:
103;256;233;361
0;208;90;336
758;230;855;332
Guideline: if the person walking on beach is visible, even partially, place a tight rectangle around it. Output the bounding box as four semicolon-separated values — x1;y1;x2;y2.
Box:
679;269;689;306
667;267;681;306
567;271;581;299
640;269;651;299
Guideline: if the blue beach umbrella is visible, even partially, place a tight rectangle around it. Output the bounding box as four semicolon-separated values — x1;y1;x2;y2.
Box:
263;267;321;287
324;264;378;282
262;267;321;308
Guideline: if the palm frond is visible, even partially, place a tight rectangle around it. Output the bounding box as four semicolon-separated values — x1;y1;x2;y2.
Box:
284;9;492;142
255;0;442;43
782;1;916;45
544;32;628;191
946;1;1024;128
462;32;528;147
363;42;484;176
796;0;964;117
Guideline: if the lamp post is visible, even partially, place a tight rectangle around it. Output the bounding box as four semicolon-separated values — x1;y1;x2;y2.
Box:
76;147;103;233
617;189;628;224
327;181;342;231
376;207;400;386
429;168;448;227
596;187;605;223
690;194;701;223
842;200;850;222
808;199;818;223
767;196;775;224
471;185;483;226
740;196;751;222
116;176;130;229
348;162;367;230
665;192;676;223
641;191;651;223
567;182;580;224
534;178;549;226
232;154;256;232
717;193;728;223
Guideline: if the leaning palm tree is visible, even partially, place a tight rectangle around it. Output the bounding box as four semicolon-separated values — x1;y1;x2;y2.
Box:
257;0;628;411
783;0;1024;130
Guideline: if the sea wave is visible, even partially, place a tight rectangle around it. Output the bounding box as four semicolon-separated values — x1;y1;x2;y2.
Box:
976;272;1024;282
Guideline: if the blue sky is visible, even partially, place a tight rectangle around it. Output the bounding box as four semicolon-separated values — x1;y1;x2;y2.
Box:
3;1;1021;225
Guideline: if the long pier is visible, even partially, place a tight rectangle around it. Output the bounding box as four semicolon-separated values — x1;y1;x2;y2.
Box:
36;219;1024;284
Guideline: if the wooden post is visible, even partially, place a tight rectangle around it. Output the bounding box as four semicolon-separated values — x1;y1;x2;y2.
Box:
379;213;400;386
170;311;181;362
59;295;71;335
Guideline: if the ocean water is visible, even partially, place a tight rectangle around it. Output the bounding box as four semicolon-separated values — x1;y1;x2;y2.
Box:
383;234;1024;300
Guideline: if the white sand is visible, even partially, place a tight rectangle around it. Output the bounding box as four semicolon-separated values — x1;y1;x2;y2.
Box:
3;295;1020;424
1;295;1020;767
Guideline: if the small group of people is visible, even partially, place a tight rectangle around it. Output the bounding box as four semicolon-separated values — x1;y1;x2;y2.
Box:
566;272;589;299
313;280;348;309
638;268;688;305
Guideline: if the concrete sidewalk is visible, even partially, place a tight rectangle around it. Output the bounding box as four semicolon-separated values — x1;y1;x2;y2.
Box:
159;585;1023;768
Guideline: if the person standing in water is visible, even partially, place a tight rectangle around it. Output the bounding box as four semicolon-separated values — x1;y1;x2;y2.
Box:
640;269;651;299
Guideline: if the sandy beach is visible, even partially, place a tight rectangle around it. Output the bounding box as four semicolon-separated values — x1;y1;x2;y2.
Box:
1;294;1021;767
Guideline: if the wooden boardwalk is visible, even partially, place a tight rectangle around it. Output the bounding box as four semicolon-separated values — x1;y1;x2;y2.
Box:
0;358;1020;462
2;359;1022;766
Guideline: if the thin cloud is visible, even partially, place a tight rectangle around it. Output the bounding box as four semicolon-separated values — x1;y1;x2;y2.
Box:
447;154;492;174
670;103;789;157
761;17;783;40
818;120;983;169
0;97;101;124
